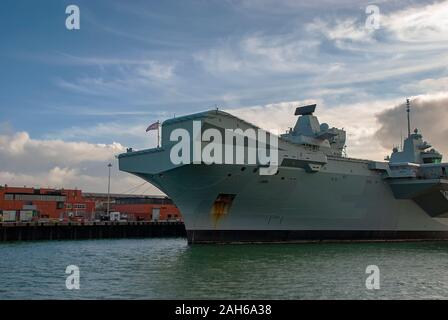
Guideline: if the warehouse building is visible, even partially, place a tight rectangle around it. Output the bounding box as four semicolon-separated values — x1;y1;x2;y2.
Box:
0;185;95;222
83;193;182;222
0;185;182;222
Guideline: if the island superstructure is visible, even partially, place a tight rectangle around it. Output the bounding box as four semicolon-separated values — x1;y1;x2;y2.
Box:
118;101;448;243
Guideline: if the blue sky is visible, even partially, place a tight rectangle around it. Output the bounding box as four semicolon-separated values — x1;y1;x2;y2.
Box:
1;0;447;193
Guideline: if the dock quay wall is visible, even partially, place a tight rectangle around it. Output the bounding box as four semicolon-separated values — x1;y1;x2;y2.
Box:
0;221;186;242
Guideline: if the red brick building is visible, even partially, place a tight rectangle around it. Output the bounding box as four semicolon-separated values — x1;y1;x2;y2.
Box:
83;193;182;222
0;185;95;221
0;186;183;222
113;196;182;221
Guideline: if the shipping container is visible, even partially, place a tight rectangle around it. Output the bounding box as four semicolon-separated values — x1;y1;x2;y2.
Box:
110;212;121;221
19;210;33;222
152;208;160;221
2;210;17;222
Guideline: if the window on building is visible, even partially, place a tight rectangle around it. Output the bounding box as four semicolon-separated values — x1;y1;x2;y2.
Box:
5;194;66;202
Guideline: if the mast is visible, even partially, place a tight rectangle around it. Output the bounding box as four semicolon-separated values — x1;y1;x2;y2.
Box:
157;121;160;148
400;129;402;151
406;98;411;138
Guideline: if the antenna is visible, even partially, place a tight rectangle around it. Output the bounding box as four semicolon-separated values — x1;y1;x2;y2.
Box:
406;98;411;138
400;129;403;151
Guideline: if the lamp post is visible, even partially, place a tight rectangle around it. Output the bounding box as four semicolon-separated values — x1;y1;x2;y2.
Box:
107;163;112;218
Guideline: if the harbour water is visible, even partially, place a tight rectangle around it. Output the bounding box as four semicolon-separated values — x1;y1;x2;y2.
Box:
1;238;448;299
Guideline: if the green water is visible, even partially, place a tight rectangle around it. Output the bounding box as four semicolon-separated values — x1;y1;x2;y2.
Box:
1;238;448;299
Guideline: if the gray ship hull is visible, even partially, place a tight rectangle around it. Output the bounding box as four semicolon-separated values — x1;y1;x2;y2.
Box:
186;230;448;244
136;162;448;244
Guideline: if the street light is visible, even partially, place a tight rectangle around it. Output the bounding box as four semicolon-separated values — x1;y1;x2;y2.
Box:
107;163;112;218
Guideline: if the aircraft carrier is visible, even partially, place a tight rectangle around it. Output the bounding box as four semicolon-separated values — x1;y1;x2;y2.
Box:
118;100;448;244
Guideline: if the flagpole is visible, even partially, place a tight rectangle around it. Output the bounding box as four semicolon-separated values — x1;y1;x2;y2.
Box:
146;120;161;148
157;121;160;148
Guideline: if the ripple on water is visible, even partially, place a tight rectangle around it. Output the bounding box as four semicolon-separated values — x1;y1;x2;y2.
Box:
1;239;448;299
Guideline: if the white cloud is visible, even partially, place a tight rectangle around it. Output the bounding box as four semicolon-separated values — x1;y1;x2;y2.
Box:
43;52;173;68
194;34;322;76
307;1;448;50
56;58;177;97
233;0;384;13
56;77;131;96
383;1;448;43
306;18;374;43
0;131;163;195
194;47;243;73
0;131;124;163
240;36;321;72
376;93;448;158
0;167;157;195
227;94;446;161
193;1;448;97
401;76;448;94
45;120;160;151
137;61;175;80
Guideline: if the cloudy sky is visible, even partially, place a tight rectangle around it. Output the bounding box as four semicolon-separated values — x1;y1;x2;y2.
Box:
0;0;447;194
